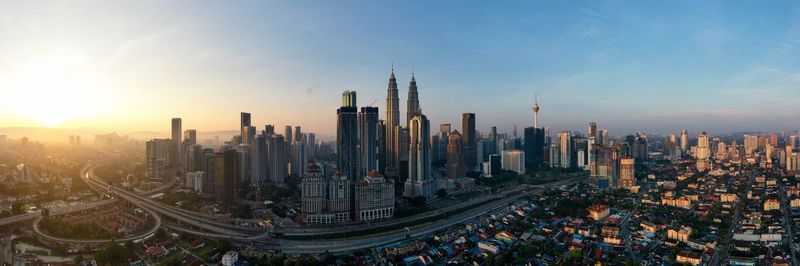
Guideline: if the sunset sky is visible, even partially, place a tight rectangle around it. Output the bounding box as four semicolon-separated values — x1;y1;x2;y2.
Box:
2;1;800;137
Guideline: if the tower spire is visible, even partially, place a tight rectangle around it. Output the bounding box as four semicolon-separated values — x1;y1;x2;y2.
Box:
533;93;540;128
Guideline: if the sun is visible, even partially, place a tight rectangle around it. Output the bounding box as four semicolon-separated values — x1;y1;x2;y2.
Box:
5;53;105;127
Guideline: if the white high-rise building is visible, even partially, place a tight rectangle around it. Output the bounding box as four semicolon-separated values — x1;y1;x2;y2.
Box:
501;150;525;174
355;171;395;221
695;132;710;160
404;114;436;199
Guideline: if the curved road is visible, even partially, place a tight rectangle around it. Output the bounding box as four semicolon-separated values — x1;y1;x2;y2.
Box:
32;198;163;244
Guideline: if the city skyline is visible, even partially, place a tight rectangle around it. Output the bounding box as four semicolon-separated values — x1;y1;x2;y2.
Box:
4;1;800;136
4;2;800;265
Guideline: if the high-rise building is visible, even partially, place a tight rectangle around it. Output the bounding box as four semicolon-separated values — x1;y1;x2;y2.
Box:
184;129;197;145
377;121;386;171
385;69;400;173
240;126;255;146
307;132;317;160
618;158;635;189
501;150;526;174
292;135;307;177
342;90;357;108
462;113;477;171
252;133;268;187
558;131;572;168
214;149;238;208
337;100;359;182
680;129;689;153
696;131;710;160
394;127;409;179
634;134;648;160
435;124;452;162
533;95;540;128
171;118;182;167
744;135;758;156
589;144;614;187
446;130;465;178
265;125;275;136
598;129;609;146
268;134;287;186
240;112;251;141
406;73;420;127
300;163;352;224
588;122;597;138
788;153;800;175
405;114;435;199
524;127;545;166
355;170;395;222
146;139;170;179
359;106;380;178
663;134;676;160
284;126;293;146
294;126;302;143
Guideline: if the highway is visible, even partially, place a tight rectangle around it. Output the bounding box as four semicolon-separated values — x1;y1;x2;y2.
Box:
274;175;587;238
257;176;587;254
32;204;162;244
0;198;117;227
66;162;586;254
83;166;251;237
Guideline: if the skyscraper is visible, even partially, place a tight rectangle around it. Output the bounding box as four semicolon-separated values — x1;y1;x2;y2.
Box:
252;133;268;187
533;95;540;128
337;94;359;181
501;150;526;174
294;126;302;143
558;131;572;168
618;158;635;189
268;134;288;186
385;69;400;173
240;112;251;142
405;113;435;199
214;149;238;209
293;134;307;177
680;129;689;153
524;127;545;166
588;122;597;138
462;113;477;171
446;130;464;178
171;118;182;167
359;106;380;178
342;90;357;108
436;124;451;162
146;139;170;179
696;131;710;160
184;129;197;145
285;126;293;146
406;73;420;127
599;129;609;146
377;120;386;171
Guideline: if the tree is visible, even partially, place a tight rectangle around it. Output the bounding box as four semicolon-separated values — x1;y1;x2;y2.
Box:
11;201;23;215
233;203;252;219
436;188;448;198
409;196;427;207
94;241;132;266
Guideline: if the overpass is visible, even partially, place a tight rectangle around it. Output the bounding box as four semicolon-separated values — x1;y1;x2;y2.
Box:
44;162;585;253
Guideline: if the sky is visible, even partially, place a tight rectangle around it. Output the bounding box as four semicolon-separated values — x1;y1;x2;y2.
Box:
2;1;800;138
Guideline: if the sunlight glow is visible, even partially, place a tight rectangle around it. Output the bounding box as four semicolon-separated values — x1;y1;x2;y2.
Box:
5;52;107;127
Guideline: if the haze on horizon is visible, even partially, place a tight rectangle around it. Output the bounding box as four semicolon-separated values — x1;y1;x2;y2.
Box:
2;1;800;138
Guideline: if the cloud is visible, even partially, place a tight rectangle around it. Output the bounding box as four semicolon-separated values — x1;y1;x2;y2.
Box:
572;7;609;39
106;26;184;67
